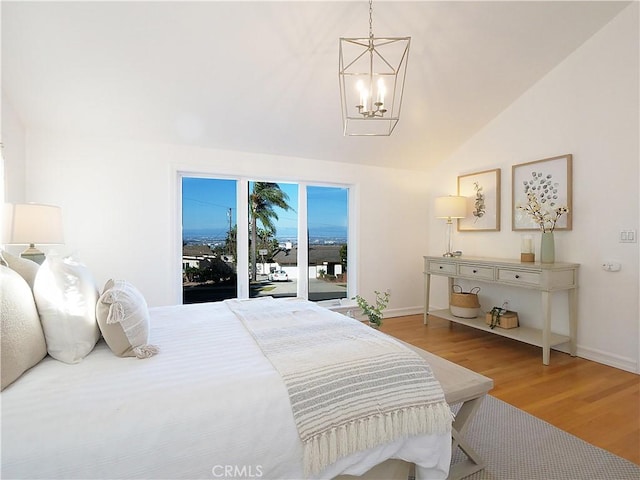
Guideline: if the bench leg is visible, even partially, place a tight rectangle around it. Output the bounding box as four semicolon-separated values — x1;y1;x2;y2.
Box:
447;395;487;480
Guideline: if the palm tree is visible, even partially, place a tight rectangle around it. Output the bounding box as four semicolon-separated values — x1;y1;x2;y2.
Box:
249;182;292;281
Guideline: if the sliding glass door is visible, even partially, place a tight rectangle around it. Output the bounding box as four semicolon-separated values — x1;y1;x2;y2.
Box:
248;181;298;299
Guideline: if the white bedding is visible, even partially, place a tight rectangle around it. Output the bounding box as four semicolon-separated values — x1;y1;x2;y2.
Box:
1;299;450;479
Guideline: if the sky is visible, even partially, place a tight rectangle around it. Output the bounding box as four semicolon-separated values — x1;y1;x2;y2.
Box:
182;177;347;240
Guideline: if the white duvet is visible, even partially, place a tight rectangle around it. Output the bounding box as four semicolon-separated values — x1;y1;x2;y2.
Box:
1;299;450;479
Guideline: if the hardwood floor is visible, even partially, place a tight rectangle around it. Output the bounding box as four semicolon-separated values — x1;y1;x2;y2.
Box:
380;314;640;465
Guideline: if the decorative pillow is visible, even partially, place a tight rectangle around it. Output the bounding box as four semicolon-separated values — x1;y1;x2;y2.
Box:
96;279;158;359
33;255;101;364
1;265;48;390
0;250;39;290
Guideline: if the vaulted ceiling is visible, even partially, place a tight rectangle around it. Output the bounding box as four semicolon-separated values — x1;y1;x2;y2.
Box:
1;1;631;171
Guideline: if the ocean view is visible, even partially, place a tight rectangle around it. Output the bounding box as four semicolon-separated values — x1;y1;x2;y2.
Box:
183;227;347;246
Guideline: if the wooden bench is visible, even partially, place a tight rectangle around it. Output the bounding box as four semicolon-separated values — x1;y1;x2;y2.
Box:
337;341;494;480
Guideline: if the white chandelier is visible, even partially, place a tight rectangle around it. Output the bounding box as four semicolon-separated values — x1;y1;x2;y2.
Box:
339;0;410;136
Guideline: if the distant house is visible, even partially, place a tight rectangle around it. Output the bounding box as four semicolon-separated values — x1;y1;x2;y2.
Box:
182;245;236;284
272;245;345;280
182;245;215;270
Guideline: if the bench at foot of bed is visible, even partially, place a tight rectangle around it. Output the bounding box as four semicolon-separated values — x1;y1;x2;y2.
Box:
336;341;494;480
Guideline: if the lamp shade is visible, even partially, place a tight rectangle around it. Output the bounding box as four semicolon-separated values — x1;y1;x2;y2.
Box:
5;203;64;245
434;196;467;219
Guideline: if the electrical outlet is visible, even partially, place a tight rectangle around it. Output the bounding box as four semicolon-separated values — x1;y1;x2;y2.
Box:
601;262;622;272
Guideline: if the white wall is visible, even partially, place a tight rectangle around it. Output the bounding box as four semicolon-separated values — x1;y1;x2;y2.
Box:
1;90;26;204
426;3;639;372
20;131;430;314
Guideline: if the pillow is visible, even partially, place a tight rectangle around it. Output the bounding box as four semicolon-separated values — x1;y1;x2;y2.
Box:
0;250;39;290
1;265;48;390
33;255;101;364
96;279;158;359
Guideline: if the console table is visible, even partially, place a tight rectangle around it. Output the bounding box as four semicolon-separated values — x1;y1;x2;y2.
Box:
424;256;579;365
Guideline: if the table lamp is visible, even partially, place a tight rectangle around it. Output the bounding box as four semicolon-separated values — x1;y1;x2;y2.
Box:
4;203;64;264
434;196;467;257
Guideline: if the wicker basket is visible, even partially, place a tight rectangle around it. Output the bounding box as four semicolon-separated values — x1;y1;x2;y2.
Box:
450;286;481;318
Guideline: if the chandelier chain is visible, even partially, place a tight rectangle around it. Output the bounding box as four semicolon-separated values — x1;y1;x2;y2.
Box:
368;0;373;38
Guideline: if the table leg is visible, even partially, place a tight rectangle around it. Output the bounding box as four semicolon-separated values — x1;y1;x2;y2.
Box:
424;273;431;325
568;288;578;356
541;291;551;365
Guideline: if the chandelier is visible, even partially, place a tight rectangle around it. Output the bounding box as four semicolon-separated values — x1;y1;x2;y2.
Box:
339;0;410;136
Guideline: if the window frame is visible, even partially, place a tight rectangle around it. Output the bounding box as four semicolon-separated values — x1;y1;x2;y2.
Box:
175;172;356;304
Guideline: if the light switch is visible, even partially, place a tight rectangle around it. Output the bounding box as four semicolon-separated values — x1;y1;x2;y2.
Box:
620;230;637;243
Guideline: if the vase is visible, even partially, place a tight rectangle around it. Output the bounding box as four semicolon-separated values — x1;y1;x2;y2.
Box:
540;232;555;263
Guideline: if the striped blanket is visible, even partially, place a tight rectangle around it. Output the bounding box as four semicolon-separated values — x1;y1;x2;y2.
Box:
225;297;452;476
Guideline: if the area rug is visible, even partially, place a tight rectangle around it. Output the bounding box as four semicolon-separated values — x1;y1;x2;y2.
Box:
451;395;640;479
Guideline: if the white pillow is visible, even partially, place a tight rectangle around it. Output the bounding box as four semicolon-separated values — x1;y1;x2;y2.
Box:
33;255;100;364
96;279;158;359
1;265;47;390
0;250;39;290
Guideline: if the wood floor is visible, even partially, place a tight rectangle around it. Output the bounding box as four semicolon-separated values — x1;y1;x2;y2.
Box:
380;314;640;465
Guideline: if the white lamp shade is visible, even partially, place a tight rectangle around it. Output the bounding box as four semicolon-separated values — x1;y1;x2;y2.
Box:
434;196;467;219
4;203;64;245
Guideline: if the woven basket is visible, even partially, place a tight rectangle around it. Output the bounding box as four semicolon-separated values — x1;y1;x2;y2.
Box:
450;286;481;318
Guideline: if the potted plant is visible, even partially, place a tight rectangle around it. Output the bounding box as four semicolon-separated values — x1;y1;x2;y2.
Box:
354;290;390;329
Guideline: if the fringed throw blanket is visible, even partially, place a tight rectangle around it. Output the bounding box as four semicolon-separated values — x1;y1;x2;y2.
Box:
225;297;452;476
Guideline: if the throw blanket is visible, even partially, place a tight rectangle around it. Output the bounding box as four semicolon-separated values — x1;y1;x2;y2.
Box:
225;297;452;476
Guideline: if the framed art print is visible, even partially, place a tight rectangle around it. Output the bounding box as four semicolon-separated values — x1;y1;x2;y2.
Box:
512;154;573;231
457;168;501;231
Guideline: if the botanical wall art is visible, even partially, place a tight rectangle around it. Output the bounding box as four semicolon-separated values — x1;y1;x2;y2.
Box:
457;168;501;231
512;154;573;231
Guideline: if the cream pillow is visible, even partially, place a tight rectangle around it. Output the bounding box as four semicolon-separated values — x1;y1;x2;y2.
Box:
0;250;39;290
96;279;158;359
1;265;48;390
33;255;101;364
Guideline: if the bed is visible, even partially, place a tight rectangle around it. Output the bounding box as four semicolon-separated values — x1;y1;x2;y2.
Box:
1;254;492;480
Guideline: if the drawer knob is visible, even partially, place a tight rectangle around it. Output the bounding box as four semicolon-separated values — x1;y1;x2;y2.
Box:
439;266;444;269
472;269;478;273
515;274;520;279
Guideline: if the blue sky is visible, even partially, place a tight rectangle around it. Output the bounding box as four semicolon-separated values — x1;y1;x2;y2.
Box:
182;178;347;239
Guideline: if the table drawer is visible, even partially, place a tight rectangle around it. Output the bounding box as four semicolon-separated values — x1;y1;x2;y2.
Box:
428;262;457;275
497;268;541;286
458;264;495;280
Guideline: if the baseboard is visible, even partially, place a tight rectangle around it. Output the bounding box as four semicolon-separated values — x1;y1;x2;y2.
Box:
575;345;639;374
385;306;423;318
553;343;638;373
